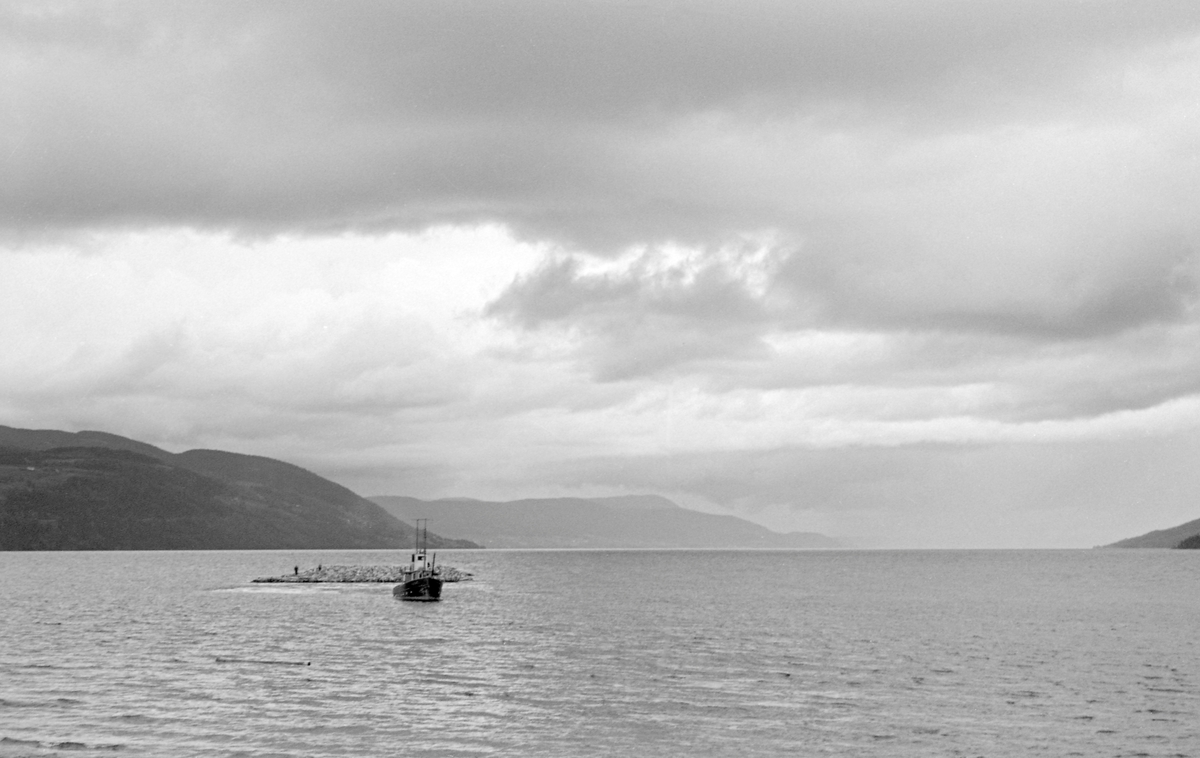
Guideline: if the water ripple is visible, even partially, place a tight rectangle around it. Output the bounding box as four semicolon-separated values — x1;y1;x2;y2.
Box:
3;550;1200;756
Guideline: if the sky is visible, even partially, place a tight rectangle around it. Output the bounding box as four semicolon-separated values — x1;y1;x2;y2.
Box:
4;1;1200;548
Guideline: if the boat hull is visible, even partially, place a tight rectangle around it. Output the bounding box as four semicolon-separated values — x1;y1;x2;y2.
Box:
393;575;444;601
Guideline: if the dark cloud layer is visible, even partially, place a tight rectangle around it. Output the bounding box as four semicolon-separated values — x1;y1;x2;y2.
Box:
6;1;1200;244
12;1;1198;353
773;230;1199;338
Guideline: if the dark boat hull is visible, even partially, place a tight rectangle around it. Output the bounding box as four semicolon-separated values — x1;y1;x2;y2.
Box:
393;575;443;601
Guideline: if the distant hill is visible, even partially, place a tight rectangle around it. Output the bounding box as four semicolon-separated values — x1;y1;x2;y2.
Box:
370;494;840;549
0;426;171;458
0;425;479;550
1106;516;1200;549
1178;534;1200;549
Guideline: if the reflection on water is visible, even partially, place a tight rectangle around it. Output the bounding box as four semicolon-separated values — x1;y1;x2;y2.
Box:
2;549;1199;756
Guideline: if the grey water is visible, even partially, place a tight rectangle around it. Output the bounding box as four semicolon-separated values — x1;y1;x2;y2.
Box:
2;549;1198;757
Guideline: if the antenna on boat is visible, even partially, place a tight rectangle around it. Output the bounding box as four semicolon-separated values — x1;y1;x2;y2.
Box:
414;518;425;551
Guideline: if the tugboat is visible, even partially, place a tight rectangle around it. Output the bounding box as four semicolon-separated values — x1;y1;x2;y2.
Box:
393;519;443;601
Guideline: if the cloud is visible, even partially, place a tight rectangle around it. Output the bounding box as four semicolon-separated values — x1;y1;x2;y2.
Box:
485;233;1200;424
0;226;540;439
772;227;1199;338
5;1;1200;247
486;249;776;379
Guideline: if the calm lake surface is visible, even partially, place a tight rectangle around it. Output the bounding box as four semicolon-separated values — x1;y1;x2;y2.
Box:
2;549;1199;757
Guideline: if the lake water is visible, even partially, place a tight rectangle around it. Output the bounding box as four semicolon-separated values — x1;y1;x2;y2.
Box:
2;549;1199;757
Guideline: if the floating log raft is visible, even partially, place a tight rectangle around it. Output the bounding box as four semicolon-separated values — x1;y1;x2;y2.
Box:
252;564;473;583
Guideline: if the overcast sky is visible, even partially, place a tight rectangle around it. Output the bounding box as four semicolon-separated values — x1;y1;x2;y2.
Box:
4;1;1200;547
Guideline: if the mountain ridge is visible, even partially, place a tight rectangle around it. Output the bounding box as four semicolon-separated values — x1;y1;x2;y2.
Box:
370;494;840;549
0;425;477;550
1105;515;1200;548
1;424;839;551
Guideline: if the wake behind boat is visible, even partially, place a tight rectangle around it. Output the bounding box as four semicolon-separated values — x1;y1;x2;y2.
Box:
393;519;443;601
